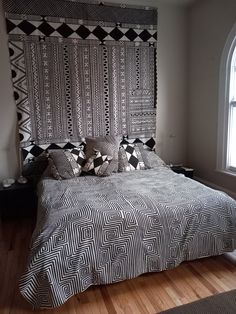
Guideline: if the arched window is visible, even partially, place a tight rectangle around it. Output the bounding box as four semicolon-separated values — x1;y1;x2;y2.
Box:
217;25;236;174
228;49;236;169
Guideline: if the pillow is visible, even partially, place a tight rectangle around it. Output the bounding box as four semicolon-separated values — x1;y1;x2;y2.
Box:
49;149;82;180
40;160;53;179
85;135;120;173
69;147;86;167
22;153;49;180
83;150;113;176
118;143;150;172
143;150;166;169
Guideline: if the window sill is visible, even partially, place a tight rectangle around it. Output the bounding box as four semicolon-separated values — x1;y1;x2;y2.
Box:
215;168;236;178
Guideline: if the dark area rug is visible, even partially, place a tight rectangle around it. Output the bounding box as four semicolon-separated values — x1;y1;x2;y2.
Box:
160;289;236;314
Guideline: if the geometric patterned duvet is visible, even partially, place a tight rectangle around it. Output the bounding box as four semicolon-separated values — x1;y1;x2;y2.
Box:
19;167;236;309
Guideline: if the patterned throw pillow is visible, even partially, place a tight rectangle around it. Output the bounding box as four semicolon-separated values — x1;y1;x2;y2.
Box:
85;135;120;173
143;150;166;169
83;150;113;176
69;147;86;167
22;152;49;180
118;143;150;172
49;149;82;180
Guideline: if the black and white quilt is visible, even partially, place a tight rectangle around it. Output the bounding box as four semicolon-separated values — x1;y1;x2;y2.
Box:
20;167;236;309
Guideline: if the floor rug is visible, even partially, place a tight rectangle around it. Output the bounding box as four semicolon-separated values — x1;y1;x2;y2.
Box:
160;289;236;314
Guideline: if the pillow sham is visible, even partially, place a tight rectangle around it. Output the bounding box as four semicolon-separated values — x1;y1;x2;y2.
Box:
22;152;49;181
69;147;86;167
85;135;120;173
83;150;113;176
118;143;150;172
143;150;166;169
49;149;82;180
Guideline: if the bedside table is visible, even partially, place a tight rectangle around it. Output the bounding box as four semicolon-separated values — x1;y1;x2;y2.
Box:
170;166;194;179
0;181;37;220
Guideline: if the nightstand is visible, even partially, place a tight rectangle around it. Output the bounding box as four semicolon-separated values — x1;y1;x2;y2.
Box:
170;166;194;179
0;181;37;220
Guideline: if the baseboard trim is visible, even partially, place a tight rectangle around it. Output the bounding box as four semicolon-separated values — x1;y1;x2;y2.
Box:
195;176;236;200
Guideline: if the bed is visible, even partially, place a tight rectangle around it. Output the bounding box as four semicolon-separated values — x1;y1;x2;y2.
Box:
19;162;236;309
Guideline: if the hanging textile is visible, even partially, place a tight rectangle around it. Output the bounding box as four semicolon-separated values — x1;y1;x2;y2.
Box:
3;0;157;147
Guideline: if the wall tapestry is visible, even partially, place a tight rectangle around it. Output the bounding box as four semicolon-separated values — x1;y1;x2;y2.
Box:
3;0;157;148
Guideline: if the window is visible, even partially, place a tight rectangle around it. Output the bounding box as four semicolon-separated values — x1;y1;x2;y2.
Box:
228;50;236;169
217;25;236;174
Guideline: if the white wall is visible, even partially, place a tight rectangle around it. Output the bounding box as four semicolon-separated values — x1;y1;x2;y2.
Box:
188;0;236;194
0;0;188;180
156;3;187;164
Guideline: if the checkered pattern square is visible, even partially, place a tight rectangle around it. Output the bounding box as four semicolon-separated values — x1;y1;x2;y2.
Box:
119;144;146;172
83;150;112;176
120;137;156;151
69;147;86;167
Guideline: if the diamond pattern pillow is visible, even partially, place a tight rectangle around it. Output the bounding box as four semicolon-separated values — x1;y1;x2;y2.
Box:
85;135;120;173
118;143;150;172
83;150;113;176
49;149;82;180
69;147;86;167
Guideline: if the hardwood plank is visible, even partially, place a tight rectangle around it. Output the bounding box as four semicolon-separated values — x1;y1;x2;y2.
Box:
188;260;229;293
127;279;157;313
105;279;146;314
135;272;177;311
164;266;199;303
100;286;117;314
203;258;236;290
166;264;209;300
1;219;236;314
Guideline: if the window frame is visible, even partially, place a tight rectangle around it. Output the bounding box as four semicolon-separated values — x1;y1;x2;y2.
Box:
217;23;236;176
228;100;236;171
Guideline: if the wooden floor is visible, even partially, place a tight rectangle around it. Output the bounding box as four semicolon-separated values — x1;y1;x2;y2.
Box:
1;219;236;314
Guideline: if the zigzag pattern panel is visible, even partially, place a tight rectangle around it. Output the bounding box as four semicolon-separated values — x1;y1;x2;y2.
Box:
9;41;32;143
19;168;236;309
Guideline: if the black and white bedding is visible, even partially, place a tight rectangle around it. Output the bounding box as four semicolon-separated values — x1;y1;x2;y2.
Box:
20;166;236;309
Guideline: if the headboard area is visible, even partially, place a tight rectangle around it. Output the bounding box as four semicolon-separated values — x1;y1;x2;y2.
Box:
3;0;157;157
22;137;156;163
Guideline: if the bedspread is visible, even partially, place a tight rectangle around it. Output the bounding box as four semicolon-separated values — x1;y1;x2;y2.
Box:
19;167;236;309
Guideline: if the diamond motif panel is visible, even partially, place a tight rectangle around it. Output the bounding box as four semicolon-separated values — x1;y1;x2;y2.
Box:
6;19;16;33
38;21;55;36
6;18;157;42
76;25;90;39
139;30;152;42
18;20;36;35
125;29;138;41
109;27;124;41
57;23;74;37
92;26;109;41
